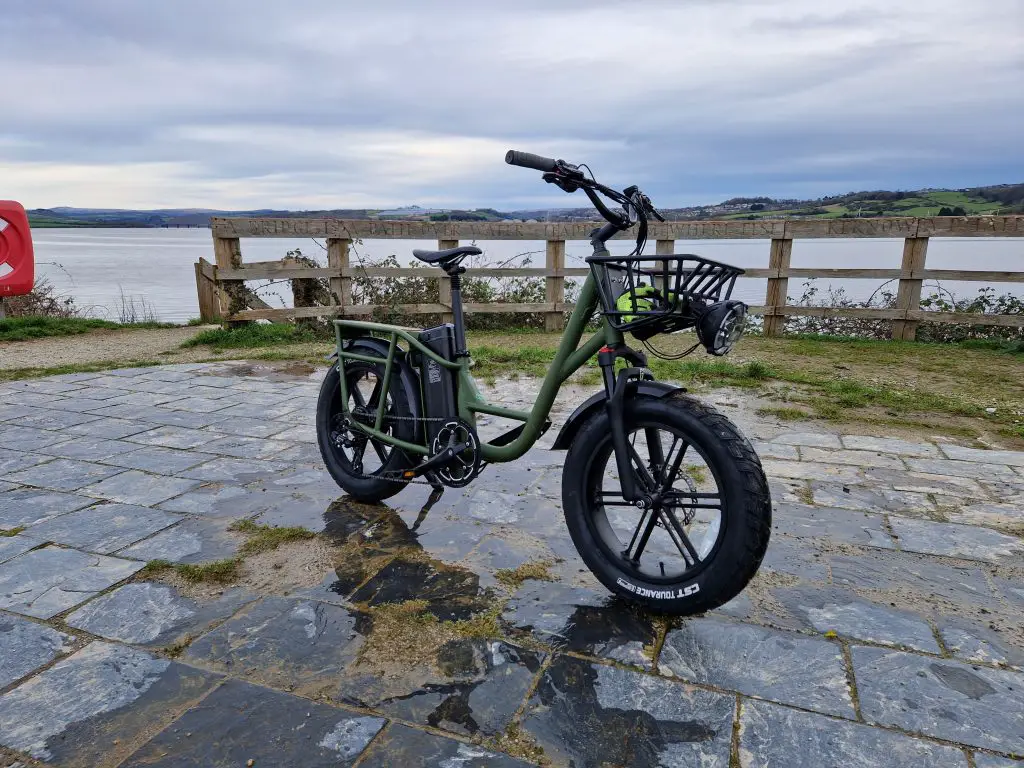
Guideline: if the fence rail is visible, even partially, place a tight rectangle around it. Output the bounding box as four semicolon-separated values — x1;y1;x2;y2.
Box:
195;215;1024;339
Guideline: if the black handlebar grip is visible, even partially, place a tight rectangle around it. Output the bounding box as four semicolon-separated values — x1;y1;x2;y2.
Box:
505;150;558;173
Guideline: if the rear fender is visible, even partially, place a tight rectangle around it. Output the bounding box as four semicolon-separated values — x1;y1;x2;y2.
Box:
328;337;423;443
550;381;683;450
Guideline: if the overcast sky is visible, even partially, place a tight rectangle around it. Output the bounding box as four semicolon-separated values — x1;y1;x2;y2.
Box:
2;0;1021;210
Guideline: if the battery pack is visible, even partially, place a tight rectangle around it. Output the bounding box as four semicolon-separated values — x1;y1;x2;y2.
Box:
416;324;459;446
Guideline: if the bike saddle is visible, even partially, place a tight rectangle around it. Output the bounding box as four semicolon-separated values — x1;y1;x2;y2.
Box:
412;245;482;265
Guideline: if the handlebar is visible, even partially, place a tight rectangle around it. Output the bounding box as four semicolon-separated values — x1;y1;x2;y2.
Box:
505;149;663;252
505;150;558;173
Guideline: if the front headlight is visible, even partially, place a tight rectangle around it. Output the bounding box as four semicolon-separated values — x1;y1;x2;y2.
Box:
697;301;747;356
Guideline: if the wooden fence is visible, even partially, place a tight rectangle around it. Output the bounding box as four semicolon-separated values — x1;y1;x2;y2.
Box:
195;216;1024;340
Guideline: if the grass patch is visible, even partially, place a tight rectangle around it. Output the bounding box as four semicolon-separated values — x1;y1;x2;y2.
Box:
685;464;708;484
0;316;175;342
449;604;506;639
495;559;555;589
182;323;326;350
228;518;316;554
1;526;26;537
757;407;813;421
139;557;242;584
0;359;163;382
795;486;814;505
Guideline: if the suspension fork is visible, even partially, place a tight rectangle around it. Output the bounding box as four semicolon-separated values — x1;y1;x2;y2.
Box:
597;344;653;506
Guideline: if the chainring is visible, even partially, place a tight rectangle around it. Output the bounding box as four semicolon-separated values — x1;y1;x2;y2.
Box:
431;419;482;488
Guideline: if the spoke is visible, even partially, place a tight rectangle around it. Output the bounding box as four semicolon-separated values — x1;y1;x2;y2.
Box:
624;508;650;555
371;440;389;464
658;508;701;565
367;377;384;408
646;429;666;479
350;377;368;408
628;510;660;563
660;437;690;495
627;444;658;490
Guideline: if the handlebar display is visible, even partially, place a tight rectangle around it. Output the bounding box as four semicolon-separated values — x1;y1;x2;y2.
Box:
505;150;558;173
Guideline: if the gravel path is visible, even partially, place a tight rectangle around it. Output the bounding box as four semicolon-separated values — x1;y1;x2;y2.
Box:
0;327;211;370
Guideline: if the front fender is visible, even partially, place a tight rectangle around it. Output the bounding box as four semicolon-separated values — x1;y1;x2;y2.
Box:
550;381;683;450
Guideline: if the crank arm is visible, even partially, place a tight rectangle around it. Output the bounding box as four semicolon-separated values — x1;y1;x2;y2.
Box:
400;441;471;480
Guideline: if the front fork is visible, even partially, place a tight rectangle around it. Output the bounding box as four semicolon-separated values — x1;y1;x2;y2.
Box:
597;344;655;506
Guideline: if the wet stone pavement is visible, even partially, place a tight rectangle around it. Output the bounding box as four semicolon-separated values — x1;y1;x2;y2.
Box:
0;361;1022;767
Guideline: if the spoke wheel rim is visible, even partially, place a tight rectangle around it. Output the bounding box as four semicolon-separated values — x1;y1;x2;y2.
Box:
328;367;396;476
584;422;726;583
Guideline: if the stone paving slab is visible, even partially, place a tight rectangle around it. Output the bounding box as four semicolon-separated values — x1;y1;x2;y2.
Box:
0;546;142;618
0;533;44;565
0;615;74;689
0;448;48;474
810;482;934;514
939;444;1024;467
765;585;940;652
738;699;968;767
0;642;221;767
100;447;216;475
0;489;95;529
21;503;180;554
123;425;219;450
906;458;1020;481
2;458;126;493
65;417;151;439
840;435;941;457
771;432;842;448
118;679;384;767
659;617;854;717
81;470;199;507
358;723;534;767
771;502;895;549
115;516;241;564
889;517;1024;562
520;655;736;767
37;437;137;461
973;755;1024;768
184;597;365;698
936;616;1024;669
503;580;657;669
801;447;907;470
853;645;1024;754
65;582;257;648
0;426;65;452
338;639;542;738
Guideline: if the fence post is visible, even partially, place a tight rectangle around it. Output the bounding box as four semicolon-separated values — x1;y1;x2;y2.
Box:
194;258;220;323
763;238;793;336
327;238;351;315
656;239;675;256
213;236;245;326
545;239;566;332
892;237;929;341
437;239;457;324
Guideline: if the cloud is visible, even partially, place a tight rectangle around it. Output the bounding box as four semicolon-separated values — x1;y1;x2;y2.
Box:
1;0;1020;208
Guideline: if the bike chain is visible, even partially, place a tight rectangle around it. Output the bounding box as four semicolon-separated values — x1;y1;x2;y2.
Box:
330;411;487;487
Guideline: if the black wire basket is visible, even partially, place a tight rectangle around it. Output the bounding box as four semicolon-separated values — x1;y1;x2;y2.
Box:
588;253;745;338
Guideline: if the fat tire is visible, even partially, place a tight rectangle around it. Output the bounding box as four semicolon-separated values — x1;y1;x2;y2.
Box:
316;363;417;503
561;393;771;615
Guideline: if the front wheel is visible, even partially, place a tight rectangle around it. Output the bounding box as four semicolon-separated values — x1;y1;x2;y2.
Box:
562;393;771;615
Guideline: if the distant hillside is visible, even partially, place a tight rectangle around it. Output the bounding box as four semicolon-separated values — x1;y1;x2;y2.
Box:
25;183;1024;227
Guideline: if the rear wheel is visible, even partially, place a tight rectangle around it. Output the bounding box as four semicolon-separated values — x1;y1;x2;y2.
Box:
562;393;771;614
316;357;418;503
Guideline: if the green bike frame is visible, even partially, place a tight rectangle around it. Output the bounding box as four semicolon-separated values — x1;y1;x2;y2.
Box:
332;274;623;463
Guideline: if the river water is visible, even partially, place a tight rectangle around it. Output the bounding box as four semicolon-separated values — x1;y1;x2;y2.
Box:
28;228;1023;324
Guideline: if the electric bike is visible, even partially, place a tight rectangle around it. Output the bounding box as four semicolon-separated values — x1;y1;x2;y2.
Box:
316;150;772;614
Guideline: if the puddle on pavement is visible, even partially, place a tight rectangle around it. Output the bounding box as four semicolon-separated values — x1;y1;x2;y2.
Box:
217;361;320;381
